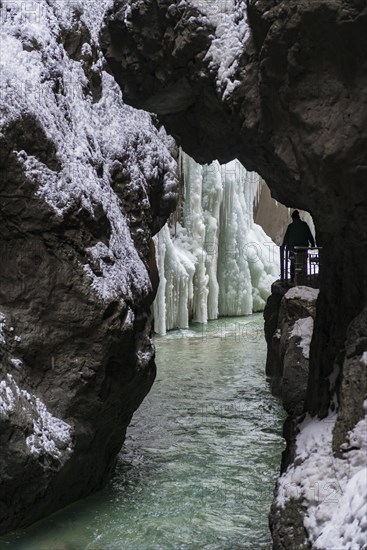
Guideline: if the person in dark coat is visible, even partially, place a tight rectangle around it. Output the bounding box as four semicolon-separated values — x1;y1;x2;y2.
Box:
282;210;315;281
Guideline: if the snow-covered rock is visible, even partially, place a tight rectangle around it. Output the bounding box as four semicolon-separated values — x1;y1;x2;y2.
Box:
291;316;314;360
285;286;320;303
0;0;177;534
264;284;318;415
269;304;367;550
0;374;73;466
275;411;367;550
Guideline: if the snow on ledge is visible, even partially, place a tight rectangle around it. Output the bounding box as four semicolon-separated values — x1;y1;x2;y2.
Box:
276;411;367;550
0;374;73;466
360;352;367;366
285;286;320;302
290;316;314;359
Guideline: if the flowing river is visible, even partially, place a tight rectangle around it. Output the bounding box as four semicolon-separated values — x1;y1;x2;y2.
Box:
0;314;285;550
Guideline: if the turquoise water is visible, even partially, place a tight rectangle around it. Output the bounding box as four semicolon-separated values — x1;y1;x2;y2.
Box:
0;314;285;550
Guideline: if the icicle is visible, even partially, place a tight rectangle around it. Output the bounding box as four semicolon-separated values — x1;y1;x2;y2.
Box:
153;225;196;335
202;161;222;319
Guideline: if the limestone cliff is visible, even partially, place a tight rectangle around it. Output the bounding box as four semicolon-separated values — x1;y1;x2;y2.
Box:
0;0;177;534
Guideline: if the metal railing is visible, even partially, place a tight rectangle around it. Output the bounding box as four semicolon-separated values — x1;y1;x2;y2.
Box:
280;247;322;287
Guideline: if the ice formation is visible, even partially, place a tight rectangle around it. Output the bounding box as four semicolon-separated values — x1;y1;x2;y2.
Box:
153;153;279;335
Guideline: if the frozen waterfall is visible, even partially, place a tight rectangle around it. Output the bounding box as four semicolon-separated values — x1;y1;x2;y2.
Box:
153;153;279;335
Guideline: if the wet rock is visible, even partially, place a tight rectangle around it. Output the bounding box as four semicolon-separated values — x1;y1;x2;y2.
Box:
269;498;311;550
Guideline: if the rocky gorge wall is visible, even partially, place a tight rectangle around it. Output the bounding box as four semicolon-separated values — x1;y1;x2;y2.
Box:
0;0;177;534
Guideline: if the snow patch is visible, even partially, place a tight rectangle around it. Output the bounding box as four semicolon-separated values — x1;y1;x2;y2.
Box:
360;352;367;366
0;378;16;416
276;412;367;550
27;397;73;461
10;358;23;369
285;286;320;302
0;374;73;464
291;316;314;359
136;350;154;368
190;0;250;99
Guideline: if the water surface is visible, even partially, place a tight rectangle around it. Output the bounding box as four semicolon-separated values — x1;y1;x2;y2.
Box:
0;314;285;550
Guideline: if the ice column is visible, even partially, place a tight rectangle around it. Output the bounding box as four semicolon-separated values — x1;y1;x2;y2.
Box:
181;153;209;324
202;162;223;320
217;162;258;316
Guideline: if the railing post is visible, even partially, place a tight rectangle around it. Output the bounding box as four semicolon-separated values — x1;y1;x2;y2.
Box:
280;246;285;281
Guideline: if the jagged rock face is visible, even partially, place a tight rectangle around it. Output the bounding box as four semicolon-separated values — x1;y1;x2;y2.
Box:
332;307;367;453
267;294;367;549
102;0;367;416
264;283;319;477
0;1;177;534
264;283;318;418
